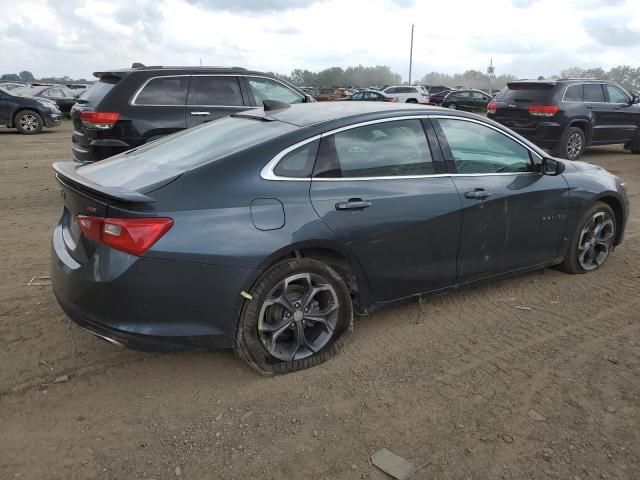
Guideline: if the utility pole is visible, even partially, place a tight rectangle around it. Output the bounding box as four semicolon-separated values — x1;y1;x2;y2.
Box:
487;58;494;93
409;24;414;85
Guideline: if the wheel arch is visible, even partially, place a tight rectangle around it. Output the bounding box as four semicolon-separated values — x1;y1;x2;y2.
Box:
248;240;375;314
568;119;592;144
595;194;625;245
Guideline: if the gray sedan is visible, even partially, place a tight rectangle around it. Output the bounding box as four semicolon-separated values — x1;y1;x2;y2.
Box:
51;102;629;374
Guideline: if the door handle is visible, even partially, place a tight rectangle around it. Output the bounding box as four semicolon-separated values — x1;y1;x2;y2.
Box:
190;111;210;116
464;189;492;200
335;199;372;210
586;105;595;109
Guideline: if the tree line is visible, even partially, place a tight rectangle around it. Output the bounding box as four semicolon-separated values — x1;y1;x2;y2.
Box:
3;65;639;92
277;65;640;92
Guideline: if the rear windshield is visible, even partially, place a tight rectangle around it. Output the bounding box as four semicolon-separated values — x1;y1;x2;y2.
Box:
77;79;116;104
79;116;297;188
495;83;555;103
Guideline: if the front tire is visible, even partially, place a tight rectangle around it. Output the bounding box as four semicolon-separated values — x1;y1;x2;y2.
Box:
406;98;418;104
559;202;616;274
15;110;43;134
236;258;353;375
447;103;457;110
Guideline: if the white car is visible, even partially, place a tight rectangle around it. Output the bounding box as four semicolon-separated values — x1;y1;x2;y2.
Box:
382;85;429;104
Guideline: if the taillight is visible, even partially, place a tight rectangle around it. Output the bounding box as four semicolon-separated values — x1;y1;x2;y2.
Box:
528;105;559;117
487;102;497;114
80;111;120;129
77;215;173;256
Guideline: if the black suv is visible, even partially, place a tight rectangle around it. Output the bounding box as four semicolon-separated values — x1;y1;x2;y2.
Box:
0;88;62;134
488;79;640;160
70;65;312;162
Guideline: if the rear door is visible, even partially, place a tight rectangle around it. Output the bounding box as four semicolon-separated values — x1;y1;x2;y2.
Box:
583;83;609;142
309;117;462;302
185;75;250;128
432;116;569;282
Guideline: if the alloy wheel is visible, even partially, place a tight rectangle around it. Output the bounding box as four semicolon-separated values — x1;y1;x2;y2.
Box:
19;114;39;132
577;211;615;271
258;273;339;361
448;103;457;110
566;132;583;159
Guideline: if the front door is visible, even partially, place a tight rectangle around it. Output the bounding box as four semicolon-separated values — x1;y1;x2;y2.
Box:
432;117;569;283
310;118;462;302
601;83;639;143
185;75;250;128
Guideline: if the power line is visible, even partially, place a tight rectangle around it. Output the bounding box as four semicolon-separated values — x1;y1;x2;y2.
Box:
418;25;640;41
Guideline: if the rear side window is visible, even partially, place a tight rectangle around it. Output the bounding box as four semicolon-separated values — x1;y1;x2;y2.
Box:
273;140;320;178
77;80;116;104
584;84;605;102
188;76;244;106
314;119;434;178
564;84;583;102
134;77;189;106
437;119;532;174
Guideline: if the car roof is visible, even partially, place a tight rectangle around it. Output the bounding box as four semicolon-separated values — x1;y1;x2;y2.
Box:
93;66;257;79
12;85;48;94
243;102;444;128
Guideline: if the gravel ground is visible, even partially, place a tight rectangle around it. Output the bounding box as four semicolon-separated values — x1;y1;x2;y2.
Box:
1;120;639;480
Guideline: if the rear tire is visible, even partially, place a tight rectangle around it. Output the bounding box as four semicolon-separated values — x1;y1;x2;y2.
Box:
624;137;640;154
558;202;616;274
554;126;585;160
236;258;353;375
406;98;418;104
15;110;43;134
447;103;457;110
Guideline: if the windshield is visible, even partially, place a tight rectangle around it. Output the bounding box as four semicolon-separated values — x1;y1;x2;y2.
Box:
79;116;297;189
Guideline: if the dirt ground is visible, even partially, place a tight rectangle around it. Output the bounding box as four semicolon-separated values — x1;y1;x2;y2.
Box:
1;120;639;480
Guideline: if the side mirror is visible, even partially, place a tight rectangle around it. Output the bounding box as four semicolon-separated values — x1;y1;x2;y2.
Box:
542;157;566;175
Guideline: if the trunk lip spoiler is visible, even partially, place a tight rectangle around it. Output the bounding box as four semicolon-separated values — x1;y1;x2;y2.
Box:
53;161;156;203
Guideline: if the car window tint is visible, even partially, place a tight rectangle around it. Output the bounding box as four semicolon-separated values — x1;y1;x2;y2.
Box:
188;76;243;106
606;84;629;104
274;140;319;178
437;119;532;174
584;84;605;102
351;92;363;100
315;119;434;178
247;77;303;105
564;84;583;101
135;77;189;106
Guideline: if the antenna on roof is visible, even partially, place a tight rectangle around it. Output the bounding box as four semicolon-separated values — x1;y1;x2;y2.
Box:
263;100;290;113
131;62;145;69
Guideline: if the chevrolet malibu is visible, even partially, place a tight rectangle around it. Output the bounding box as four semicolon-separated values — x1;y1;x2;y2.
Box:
51;102;629;374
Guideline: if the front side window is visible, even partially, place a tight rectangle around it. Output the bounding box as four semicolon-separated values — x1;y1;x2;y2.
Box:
564;84;583;102
45;88;64;98
247;77;303;105
584;84;605;102
273;140;320;178
437;119;533;174
134;77;190;106
314;119;434;178
606;84;629;104
188;76;244;106
351;92;364;100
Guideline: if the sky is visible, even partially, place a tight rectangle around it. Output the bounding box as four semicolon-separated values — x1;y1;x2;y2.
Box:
0;0;638;81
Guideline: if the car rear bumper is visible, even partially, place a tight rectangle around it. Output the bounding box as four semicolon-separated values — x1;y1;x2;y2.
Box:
51;223;257;350
71;138;131;162
491;119;564;149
